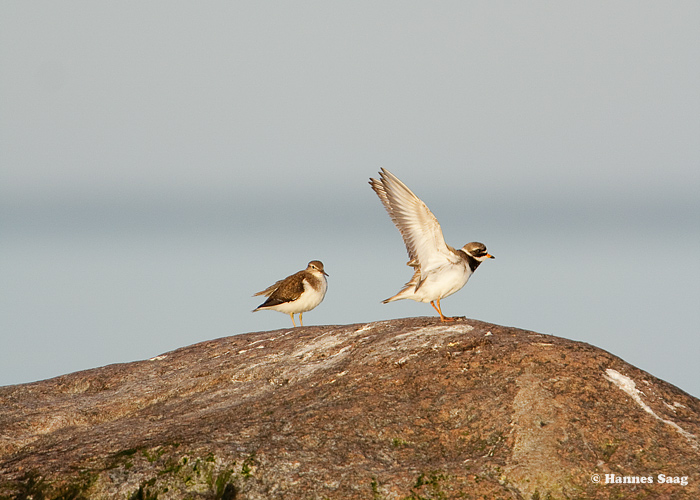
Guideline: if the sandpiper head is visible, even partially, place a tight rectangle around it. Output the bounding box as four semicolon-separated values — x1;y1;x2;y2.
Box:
463;242;495;261
307;260;329;276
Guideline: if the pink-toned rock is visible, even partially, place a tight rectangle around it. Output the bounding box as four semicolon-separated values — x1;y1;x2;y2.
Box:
0;317;698;499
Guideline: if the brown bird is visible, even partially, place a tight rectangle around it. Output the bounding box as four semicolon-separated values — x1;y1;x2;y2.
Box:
253;261;328;327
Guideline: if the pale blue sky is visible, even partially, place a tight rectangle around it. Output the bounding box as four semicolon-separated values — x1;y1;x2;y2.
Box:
2;2;699;396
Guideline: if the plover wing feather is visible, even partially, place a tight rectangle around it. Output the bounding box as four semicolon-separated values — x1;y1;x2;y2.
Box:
370;168;457;272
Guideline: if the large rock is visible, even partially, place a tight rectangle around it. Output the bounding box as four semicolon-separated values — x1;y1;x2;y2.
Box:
0;317;698;499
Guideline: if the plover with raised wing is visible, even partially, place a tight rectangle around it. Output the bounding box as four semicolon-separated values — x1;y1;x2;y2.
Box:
369;168;493;322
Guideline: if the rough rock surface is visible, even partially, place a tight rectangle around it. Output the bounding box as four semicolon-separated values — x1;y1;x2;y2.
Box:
0;317;698;499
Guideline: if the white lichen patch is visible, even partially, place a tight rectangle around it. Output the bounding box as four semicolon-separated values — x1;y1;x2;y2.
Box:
242;331;293;351
149;355;168;361
604;369;698;448
392;324;474;346
209;350;230;359
664;401;678;412
246;338;267;347
354;323;378;333
416;324;474;336
291;332;348;359
394;353;421;367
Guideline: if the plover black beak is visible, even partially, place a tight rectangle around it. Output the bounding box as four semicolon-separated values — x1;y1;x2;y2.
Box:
486;253;495;259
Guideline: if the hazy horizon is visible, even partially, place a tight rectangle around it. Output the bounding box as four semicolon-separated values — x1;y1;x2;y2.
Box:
2;2;699;396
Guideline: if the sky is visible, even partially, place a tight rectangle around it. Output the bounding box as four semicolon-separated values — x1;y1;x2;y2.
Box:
1;2;699;397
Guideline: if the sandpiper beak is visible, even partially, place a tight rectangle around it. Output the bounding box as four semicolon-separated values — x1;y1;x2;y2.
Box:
486;253;495;259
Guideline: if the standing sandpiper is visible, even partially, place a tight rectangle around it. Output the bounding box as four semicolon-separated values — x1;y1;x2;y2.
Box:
253;261;328;327
369;168;494;322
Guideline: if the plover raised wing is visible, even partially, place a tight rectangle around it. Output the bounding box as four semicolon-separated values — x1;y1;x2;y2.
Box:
370;168;493;321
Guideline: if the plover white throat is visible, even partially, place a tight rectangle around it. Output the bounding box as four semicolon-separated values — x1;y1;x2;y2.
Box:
253;260;328;327
369;168;494;322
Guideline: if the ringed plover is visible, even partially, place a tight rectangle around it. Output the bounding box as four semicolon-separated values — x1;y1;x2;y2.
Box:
369;168;494;322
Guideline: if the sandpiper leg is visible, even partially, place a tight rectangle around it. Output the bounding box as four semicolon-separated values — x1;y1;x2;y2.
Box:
299;312;304;327
290;313;297;327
